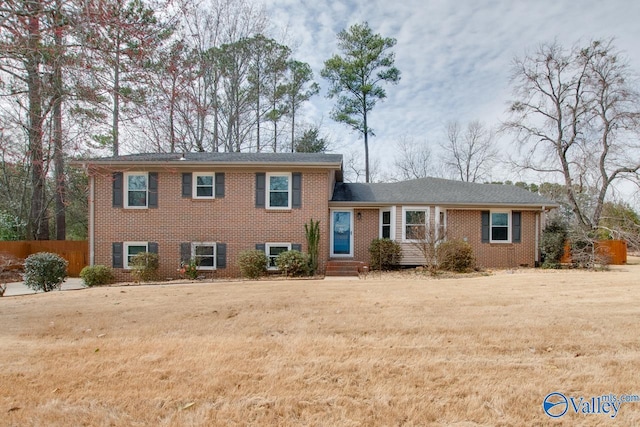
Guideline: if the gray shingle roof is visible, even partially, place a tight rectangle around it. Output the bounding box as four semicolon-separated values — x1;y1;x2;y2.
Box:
81;152;342;166
331;177;557;207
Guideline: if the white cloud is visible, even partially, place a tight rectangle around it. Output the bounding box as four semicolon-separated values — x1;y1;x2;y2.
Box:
264;0;640;181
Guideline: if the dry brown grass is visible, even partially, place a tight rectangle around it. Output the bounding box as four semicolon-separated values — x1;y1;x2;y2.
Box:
2;259;640;426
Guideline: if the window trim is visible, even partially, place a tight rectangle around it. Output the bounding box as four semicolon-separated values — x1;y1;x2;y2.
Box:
379;207;396;239
192;172;216;200
490;210;511;243
124;172;148;209
191;242;217;270
266;172;292;210
265;242;291;270
402;206;430;242
124;242;148;269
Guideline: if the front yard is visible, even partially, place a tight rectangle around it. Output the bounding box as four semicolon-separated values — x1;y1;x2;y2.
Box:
1;260;639;425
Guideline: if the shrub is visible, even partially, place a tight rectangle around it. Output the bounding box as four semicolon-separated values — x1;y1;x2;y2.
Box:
369;238;402;270
80;265;115;287
180;259;199;280
540;217;568;268
129;252;159;282
238;250;267;279
276;250;309;277
305;219;320;275
23;252;68;292
436;240;476;272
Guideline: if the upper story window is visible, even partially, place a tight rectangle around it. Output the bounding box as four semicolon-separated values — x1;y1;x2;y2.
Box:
193;173;215;199
125;172;148;208
267;172;291;209
403;207;429;242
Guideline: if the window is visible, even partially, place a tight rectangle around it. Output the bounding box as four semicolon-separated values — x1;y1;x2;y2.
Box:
267;173;291;209
125;172;148;208
380;208;395;239
192;242;216;269
265;243;291;269
491;211;510;242
193;173;215;199
124;242;148;269
403;207;429;241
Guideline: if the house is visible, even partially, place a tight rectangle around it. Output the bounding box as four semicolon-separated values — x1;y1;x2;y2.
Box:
77;152;555;280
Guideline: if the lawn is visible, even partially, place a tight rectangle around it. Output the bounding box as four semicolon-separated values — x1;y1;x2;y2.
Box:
2;260;640;426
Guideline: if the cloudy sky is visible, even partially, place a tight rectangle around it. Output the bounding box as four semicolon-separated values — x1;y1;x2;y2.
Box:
264;0;640;182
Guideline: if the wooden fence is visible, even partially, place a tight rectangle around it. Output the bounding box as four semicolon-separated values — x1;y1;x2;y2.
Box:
560;240;627;265
0;241;88;277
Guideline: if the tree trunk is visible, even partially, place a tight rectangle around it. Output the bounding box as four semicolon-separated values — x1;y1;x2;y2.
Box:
26;0;49;240
112;30;121;156
53;0;66;240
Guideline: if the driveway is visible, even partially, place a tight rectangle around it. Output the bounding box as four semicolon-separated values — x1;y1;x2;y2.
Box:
2;277;86;297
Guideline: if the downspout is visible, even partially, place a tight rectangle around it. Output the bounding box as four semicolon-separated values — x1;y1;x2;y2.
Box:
88;171;95;266
535;211;540;265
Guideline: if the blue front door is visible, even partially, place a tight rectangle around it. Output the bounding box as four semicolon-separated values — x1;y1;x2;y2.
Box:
332;210;352;257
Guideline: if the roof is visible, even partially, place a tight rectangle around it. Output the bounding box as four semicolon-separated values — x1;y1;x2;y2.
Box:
331;177;557;208
75;152;343;168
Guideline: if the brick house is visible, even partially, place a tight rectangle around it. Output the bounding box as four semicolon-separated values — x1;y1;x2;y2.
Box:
78;152;555;279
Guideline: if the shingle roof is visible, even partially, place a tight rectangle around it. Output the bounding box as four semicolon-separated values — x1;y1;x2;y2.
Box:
331;177;557;207
80;152;343;166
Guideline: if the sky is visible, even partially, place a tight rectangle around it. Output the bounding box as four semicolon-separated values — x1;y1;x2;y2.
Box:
264;0;640;185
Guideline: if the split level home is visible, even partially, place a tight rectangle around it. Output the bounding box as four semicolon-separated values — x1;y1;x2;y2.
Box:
76;152;556;280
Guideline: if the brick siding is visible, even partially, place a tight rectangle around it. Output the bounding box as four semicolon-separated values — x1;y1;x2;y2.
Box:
92;167;332;281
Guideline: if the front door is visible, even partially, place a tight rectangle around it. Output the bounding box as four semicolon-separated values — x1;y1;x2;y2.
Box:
331;210;353;257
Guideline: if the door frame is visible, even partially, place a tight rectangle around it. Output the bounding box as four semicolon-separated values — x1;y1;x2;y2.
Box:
330;208;354;258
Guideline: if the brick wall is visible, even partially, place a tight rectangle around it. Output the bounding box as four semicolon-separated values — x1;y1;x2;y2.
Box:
347;206;541;269
92;167;332;280
446;209;539;268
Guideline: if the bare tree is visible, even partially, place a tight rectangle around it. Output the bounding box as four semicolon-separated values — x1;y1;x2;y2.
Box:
505;39;640;228
392;135;434;180
441;120;497;182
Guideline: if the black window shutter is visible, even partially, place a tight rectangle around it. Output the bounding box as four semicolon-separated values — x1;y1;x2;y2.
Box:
292;172;302;209
148;172;158;208
180;243;191;263
215;173;225;198
481;211;490;243
255;173;266;208
148;242;159;254
291;243;302;252
112;172;123;208
182;173;192;198
255;243;265;252
112;242;123;268
512;211;522;243
216;243;227;269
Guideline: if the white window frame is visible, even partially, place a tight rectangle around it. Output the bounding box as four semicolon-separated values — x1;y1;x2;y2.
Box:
124;172;149;209
490;210;511;243
191;242;217;270
265;242;291;270
266;172;292;210
192;172;216;199
379;207;396;240
436;207;447;241
124;242;148;269
402;206;430;242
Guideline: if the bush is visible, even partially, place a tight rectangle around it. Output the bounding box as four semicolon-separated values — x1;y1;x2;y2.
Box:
276;250;309;277
80;265;115;287
238;250;267;279
129;252;159;282
23;252;68;292
436;240;476;272
540;217;568;268
369;238;402;270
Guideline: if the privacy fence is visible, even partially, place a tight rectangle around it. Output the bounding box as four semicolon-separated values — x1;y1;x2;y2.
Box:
0;241;88;277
